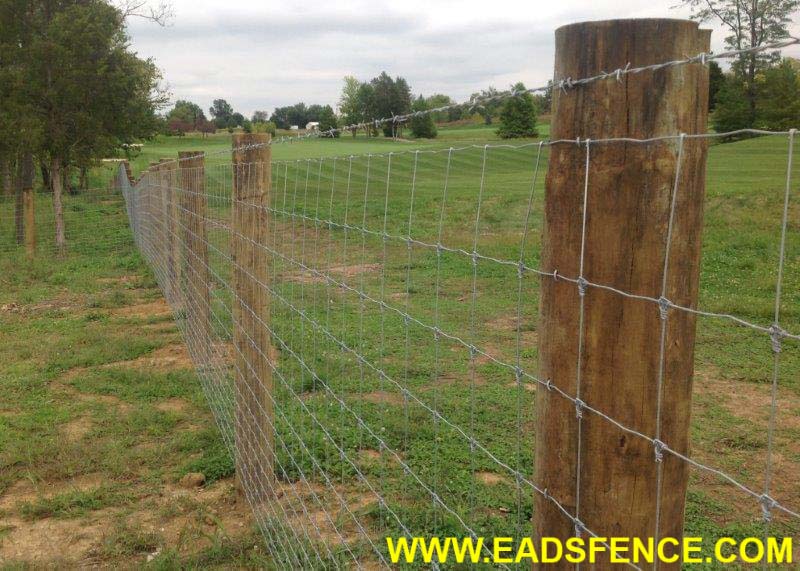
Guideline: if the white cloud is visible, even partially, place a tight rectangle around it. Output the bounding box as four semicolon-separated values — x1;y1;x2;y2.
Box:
126;0;800;117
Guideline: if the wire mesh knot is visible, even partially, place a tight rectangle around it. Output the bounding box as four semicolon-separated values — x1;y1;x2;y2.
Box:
760;494;777;522
657;296;671;320
471;250;478;267
574;399;585;419
544;378;554;391
653;439;667;463
552;269;559;282
517;262;525;279
574;520;586;537
515;366;523;385
577;277;588;297
768;324;785;354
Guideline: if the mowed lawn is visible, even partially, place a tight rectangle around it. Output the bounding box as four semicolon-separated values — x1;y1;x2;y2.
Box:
1;124;799;569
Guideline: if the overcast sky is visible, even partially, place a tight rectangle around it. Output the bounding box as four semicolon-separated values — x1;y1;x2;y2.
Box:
126;0;800;117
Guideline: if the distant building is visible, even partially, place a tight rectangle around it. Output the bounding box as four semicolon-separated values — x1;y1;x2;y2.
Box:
306;121;320;131
289;125;299;131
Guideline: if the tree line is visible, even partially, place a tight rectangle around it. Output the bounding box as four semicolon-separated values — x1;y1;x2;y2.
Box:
0;0;166;255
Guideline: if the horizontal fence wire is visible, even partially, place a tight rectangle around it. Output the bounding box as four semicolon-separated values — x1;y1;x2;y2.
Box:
115;128;798;569
0;186;133;258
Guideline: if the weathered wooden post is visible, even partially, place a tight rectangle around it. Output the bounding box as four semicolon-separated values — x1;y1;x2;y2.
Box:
534;19;710;569
231;133;273;498
178;151;211;355
20;154;36;259
158;158;178;304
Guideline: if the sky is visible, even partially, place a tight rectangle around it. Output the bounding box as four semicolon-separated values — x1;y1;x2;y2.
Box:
125;0;800;118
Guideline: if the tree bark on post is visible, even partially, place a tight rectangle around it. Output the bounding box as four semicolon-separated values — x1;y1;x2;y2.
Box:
178;151;211;360
50;158;67;256
534;19;710;569
231;133;273;500
20;154;36;259
158;159;177;304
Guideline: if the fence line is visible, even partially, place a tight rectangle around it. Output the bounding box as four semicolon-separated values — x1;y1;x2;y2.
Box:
114;116;799;567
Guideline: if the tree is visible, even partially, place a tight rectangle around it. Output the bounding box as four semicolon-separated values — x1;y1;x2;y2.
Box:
531;81;553;115
338;75;362;137
708;61;725;111
712;76;753;133
167;117;191;136
679;0;800;120
497;82;538;139
251;110;269;123
209;98;234;129
229;112;245;129
12;0;165;255
252;120;276;136
756;59;800;129
369;72;412;137
470;87;502;125
410;96;437;139
317;105;339;137
167;100;205;130
197;118;216;137
424;94;455;123
355;83;377;136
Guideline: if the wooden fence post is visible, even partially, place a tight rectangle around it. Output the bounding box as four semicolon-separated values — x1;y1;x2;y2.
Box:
231;133;273;499
20;154;35;259
158;158;178;305
534;19;710;569
178;151;211;357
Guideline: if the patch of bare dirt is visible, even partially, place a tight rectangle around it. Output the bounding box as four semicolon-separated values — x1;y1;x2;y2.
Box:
104;344;193;372
288;263;381;285
111;299;172;319
155;398;189;414
62;416;93;443
692;366;800;522
475;471;510;486
360;390;405;406
1;295;84;317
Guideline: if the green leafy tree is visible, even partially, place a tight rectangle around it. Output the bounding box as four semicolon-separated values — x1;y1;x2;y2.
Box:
209;98;234;129
410;96;437;139
252;120;276;136
679;0;800;121
756;59;800;129
13;0;164;254
338;75;362;136
167;100;205;130
424;94;455;123
355;83;377;136
708;61;725;111
712;77;753;133
497;83;538;139
369;72;412;137
317;105;339;137
470;87;502;125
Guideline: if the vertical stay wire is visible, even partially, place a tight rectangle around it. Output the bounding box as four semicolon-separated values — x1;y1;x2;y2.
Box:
112;128;800;570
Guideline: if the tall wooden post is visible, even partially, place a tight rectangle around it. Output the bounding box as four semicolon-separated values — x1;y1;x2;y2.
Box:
158;158;178;304
534;20;710;569
231;133;273;499
178;151;211;357
20;154;36;259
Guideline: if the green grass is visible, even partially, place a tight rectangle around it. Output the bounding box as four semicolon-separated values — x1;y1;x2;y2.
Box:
1;122;799;568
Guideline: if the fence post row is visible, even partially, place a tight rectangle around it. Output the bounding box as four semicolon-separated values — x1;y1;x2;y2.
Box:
534;19;711;569
231;133;274;498
178;151;211;364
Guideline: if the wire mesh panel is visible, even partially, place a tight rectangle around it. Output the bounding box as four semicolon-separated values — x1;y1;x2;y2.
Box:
116;129;799;569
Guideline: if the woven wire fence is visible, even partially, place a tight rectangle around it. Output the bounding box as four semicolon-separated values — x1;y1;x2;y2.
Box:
116;130;799;569
0;185;133;258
